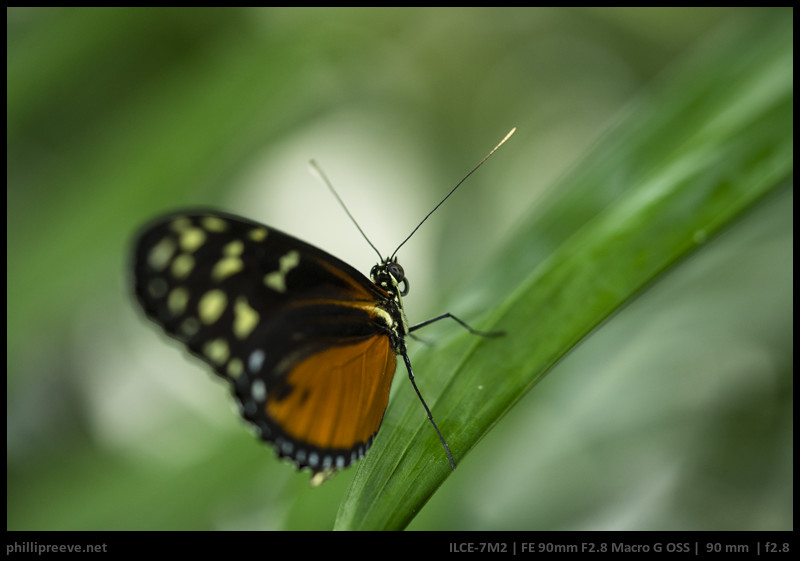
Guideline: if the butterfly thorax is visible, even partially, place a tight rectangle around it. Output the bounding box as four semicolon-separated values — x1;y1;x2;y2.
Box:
369;258;410;353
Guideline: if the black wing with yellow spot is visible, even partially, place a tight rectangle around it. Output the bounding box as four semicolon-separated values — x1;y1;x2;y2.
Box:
133;211;400;477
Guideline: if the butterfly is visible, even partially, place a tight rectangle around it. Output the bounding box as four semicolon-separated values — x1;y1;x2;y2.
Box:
132;128;514;485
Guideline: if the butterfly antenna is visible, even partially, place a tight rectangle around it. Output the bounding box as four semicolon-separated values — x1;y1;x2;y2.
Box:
390;127;516;260
309;159;384;262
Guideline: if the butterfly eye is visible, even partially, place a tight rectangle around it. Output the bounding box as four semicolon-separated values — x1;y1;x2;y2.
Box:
387;262;404;283
386;262;409;296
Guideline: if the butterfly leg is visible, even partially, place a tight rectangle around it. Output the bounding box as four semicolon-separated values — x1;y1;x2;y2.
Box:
400;351;456;471
408;313;504;338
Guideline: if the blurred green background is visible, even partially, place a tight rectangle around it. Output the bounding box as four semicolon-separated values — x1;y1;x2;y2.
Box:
7;7;792;530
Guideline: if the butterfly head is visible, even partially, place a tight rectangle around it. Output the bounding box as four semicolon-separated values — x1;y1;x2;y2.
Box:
370;257;409;298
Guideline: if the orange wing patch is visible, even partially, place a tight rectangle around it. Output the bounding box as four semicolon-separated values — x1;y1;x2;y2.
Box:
266;335;397;450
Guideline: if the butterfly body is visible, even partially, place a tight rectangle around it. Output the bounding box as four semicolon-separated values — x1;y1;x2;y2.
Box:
134;211;410;476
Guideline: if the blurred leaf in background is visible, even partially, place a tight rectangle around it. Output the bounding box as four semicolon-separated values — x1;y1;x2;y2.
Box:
7;7;791;530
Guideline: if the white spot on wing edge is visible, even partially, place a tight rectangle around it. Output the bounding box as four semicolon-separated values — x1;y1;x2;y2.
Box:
251;379;266;401
248;349;266;373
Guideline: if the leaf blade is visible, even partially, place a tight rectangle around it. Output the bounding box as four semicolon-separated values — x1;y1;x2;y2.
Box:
335;11;793;530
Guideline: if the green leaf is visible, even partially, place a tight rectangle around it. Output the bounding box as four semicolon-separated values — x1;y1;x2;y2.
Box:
334;12;792;530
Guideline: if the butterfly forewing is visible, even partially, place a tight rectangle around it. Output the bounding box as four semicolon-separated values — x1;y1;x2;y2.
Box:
133;211;399;473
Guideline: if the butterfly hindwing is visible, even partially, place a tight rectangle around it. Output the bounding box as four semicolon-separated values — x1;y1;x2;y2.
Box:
133;211;399;473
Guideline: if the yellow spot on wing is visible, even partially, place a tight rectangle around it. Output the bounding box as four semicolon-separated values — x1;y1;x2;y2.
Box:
169;217;192;232
212;256;243;282
171;253;195;279
198;289;227;324
223;240;244;256
147;237;177;272
249;228;268;242
264;250;300;293
201;216;228;232
227;358;244;378
203;338;230;365
167;286;190;316
233;296;259;339
210;239;245;281
179;227;206;252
